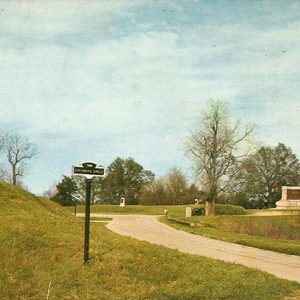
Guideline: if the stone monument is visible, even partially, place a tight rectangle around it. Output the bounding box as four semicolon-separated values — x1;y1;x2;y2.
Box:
185;207;192;218
276;186;300;209
120;197;126;207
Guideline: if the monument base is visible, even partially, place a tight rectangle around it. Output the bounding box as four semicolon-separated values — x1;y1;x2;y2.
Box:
276;186;300;210
276;200;300;209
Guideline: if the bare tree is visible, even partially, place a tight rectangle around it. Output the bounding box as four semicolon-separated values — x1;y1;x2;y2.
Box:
186;99;254;216
231;143;300;208
4;133;37;185
0;133;5;178
166;167;188;203
0;133;4;150
74;176;103;204
43;181;58;199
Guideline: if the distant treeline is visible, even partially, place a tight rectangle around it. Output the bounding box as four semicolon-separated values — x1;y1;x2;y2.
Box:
48;157;204;206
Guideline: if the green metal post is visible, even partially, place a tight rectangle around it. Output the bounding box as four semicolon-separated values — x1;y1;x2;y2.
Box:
84;178;92;264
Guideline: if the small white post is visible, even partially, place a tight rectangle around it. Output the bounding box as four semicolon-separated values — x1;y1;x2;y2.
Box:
46;282;51;300
164;209;168;219
120;197;126;207
185;207;192;218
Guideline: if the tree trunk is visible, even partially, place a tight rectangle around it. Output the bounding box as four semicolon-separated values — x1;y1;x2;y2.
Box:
267;192;273;208
12;164;16;185
205;200;215;216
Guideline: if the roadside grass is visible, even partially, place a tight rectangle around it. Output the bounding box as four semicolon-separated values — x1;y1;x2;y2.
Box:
1;182;300;299
68;203;246;216
249;209;300;216
69;204;190;215
161;215;300;256
90;217;112;221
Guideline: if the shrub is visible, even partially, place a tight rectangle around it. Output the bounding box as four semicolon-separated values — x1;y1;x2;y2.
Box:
215;204;246;215
192;208;205;216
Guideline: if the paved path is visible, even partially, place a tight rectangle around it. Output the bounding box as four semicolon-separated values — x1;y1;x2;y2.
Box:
80;213;300;283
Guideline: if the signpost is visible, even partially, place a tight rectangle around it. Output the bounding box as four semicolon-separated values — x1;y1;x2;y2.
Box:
72;162;105;264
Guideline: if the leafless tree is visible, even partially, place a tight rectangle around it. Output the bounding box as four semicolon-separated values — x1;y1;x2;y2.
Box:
43;181;58;199
0;133;5;178
186;99;254;216
4;133;37;185
74;176;103;204
166;167;188;202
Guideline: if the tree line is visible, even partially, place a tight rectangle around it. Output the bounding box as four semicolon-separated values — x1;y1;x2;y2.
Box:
0;132;37;187
225;143;300;209
49;99;300;214
185;99;300;214
3;100;298;216
49;158;203;206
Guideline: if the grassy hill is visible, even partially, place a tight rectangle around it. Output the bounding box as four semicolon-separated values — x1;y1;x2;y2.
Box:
0;181;299;299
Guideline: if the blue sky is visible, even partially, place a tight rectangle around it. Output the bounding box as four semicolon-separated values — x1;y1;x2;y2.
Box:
1;0;300;194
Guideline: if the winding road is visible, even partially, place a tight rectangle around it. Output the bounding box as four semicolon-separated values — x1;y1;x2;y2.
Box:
81;213;300;283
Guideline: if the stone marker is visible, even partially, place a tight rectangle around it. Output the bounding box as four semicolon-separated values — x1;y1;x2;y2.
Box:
195;199;199;205
185;207;192;218
120;197;126;207
276;186;300;209
163;209;168;219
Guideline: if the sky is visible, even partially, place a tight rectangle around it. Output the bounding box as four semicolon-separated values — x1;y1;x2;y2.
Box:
0;0;300;194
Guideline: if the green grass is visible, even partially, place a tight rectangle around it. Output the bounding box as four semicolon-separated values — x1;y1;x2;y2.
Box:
214;204;247;215
69;204;188;215
1;181;300;299
69;203;246;216
161;215;300;256
90;217;112;221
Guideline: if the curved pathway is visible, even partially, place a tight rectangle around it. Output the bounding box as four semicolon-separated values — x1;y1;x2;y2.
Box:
84;214;300;283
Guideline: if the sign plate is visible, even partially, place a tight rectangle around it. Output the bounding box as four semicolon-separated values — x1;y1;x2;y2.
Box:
73;166;104;176
72;162;105;178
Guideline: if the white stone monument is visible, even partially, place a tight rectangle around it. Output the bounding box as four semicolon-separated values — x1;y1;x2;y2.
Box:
276;186;300;209
120;197;126;207
195;199;199;205
185;207;192;218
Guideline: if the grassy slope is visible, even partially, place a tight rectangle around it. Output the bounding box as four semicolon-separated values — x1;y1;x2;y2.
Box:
1;182;300;299
162;215;300;256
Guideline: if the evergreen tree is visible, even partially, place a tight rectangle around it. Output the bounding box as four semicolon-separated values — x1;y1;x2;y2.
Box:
51;175;79;206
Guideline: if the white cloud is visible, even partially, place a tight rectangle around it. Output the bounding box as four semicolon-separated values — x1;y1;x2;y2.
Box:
1;1;300;193
0;0;145;37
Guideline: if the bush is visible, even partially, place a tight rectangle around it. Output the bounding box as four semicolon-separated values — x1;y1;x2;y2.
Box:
215;204;247;215
191;205;246;216
192;208;205;216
